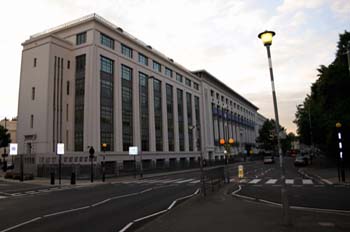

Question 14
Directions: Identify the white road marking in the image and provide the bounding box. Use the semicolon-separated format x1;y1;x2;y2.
161;178;184;183
248;179;261;184
285;179;294;184
176;178;195;184
26;191;39;195
0;217;42;232
189;180;200;184
302;179;313;185
239;179;248;183
321;179;333;185
0;196;7;199
265;179;278;184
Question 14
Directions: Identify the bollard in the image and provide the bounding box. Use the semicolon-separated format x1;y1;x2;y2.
50;172;55;185
71;172;76;185
238;165;244;178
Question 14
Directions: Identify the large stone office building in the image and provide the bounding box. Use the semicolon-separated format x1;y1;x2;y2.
17;14;262;172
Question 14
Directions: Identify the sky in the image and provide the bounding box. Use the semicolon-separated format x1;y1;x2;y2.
0;0;349;133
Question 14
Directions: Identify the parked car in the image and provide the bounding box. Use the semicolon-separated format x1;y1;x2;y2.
294;155;307;166
263;156;274;164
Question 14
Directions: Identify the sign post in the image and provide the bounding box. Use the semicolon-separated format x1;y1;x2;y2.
57;143;64;185
129;146;138;178
89;147;95;183
10;144;22;181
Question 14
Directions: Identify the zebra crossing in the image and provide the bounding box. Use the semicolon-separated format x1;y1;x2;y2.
118;178;201;185
237;178;329;186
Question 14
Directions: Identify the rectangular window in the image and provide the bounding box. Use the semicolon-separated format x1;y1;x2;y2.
153;61;161;72
193;82;199;90
76;32;87;45
122;64;133;151
67;60;70;69
30;114;34;128
121;44;133;58
32;87;35;100
176;73;183;82
74;54;86;151
177;89;185;151
138;53;148;66
154;79;163;151
186;93;193;151
166;84;174;151
100;56;114;151
216;93;219;99
66;81;70;95
33;58;37;67
165;67;173;77
139;72;149;151
66;104;69;121
185;78;191;87
100;33;114;49
210;90;214;97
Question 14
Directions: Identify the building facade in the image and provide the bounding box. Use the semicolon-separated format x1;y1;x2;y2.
17;14;263;172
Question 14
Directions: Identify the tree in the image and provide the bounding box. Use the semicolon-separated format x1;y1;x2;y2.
0;125;11;149
294;31;350;158
256;119;290;154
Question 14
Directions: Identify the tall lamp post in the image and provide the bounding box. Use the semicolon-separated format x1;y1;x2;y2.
258;30;290;225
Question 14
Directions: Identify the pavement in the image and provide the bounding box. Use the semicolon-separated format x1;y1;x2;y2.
136;184;350;232
299;157;350;185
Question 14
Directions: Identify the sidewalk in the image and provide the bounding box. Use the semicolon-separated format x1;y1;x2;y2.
136;185;350;232
300;157;350;185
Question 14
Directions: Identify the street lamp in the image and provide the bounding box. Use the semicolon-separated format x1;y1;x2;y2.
101;143;107;182
258;30;290;225
189;125;206;196
219;138;234;183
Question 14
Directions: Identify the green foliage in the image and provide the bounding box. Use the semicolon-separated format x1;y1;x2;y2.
0;125;11;149
256;119;292;154
294;31;350;156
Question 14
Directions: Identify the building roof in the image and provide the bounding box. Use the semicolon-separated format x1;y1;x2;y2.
192;70;259;110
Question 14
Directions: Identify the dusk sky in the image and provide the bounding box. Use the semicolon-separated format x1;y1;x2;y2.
1;0;349;133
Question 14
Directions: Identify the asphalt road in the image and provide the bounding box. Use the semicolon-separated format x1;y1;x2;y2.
0;176;199;232
234;157;350;211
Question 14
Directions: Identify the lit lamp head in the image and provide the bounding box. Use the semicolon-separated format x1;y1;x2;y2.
336;122;342;128
219;139;225;145
258;30;275;46
228;138;235;145
102;143;107;152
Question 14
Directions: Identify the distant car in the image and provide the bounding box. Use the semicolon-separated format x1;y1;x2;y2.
263;156;274;164
294;155;307;166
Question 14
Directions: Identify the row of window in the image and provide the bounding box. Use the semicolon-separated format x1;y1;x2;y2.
75;31;200;91
210;90;254;117
95;55;201;153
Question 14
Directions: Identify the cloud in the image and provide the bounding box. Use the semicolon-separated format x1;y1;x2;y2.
330;0;350;20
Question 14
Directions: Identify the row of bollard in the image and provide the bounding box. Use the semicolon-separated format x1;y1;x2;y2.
50;172;76;185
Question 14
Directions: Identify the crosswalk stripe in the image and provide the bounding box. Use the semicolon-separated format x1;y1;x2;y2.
302;179;313;185
285;179;294;184
265;179;278;184
0;196;7;199
249;179;261;184
239;179;248;183
176;178;195;184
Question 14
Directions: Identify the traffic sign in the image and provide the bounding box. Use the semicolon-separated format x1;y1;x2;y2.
129;146;138;155
9;143;18;156
57;143;64;155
